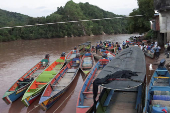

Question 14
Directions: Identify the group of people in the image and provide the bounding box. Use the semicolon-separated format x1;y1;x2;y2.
95;39;164;59
143;41;161;59
95;40;130;55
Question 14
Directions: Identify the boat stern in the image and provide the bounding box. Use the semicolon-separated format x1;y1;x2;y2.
22;97;30;107
2;89;26;105
39;97;51;111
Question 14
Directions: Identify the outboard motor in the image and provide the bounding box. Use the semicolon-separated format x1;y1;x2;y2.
42;54;50;67
61;52;66;57
45;54;50;59
158;59;166;68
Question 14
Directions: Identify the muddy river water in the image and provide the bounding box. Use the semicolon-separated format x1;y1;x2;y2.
0;34;155;113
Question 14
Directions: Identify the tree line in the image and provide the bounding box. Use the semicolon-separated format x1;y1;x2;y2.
0;1;128;42
0;0;155;42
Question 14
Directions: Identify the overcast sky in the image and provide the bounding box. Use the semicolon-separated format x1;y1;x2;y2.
0;0;138;17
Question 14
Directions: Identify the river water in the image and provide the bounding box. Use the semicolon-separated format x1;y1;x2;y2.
0;34;154;113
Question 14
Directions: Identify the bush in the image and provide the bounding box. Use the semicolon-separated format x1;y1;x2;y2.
144;30;156;40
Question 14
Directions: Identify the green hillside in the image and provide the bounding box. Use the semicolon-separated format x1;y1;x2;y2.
0;1;128;42
0;9;30;27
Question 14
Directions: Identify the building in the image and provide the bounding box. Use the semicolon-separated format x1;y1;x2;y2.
153;0;170;45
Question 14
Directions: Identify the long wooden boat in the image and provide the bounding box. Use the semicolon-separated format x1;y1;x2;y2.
80;52;95;75
39;56;81;111
90;47;146;113
66;48;78;63
93;49;115;61
143;47;155;59
79;42;91;57
76;58;110;113
145;59;170;113
100;49;115;61
21;55;65;107
2;54;50;105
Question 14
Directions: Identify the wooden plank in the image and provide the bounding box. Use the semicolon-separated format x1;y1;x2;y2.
154;77;170;78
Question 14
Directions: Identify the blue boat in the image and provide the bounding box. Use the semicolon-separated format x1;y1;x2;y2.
145;59;170;113
39;56;81;111
76;58;110;113
89;47;146;113
2;54;49;105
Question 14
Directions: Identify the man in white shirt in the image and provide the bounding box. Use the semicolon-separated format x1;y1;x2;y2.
154;41;157;47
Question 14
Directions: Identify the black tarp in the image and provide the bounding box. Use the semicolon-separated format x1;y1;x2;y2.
96;46;146;90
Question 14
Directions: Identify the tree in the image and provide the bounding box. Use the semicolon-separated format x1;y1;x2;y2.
127;0;154;33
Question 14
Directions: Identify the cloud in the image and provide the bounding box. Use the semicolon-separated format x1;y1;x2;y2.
0;0;139;17
36;6;47;10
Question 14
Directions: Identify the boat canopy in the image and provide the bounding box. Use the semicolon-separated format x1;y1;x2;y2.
96;47;146;90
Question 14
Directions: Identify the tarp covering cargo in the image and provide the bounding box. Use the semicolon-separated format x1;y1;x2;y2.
96;46;146;90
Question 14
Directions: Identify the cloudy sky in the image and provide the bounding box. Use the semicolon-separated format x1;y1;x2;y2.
0;0;138;17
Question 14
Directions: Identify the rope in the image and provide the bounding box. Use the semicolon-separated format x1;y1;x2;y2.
53;89;75;113
0;15;143;30
27;104;40;113
26;89;74;113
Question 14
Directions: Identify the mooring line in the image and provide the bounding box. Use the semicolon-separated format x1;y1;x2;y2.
53;90;75;113
27;104;40;113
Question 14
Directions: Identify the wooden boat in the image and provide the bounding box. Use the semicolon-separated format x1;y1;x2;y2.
39;56;81;110
66;47;78;63
76;58;110;113
2;54;50;105
79;42;91;57
143;47;155;59
145;59;170;113
80;52;95;75
90;47;146;113
100;49;115;61
93;49;115;61
21;54;65;107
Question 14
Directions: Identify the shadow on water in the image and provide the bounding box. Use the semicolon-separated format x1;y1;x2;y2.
25;70;83;113
8;97;26;113
0;34;136;113
26;96;41;113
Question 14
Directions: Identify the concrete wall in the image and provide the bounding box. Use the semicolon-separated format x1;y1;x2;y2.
159;10;170;33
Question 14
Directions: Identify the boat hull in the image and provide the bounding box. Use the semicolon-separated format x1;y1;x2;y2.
22;86;46;107
3;88;27;104
76;59;110;113
145;66;170;113
2;55;49;105
39;59;80;110
40;83;71;110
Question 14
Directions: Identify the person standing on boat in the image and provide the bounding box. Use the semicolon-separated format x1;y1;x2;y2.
154;41;158;47
147;45;151;51
122;41;126;49
118;45;122;52
96;44;100;54
126;44;129;48
164;42;168;55
100;40;102;44
154;45;161;59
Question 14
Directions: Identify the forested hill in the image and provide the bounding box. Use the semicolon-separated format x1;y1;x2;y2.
0;1;128;42
0;9;30;27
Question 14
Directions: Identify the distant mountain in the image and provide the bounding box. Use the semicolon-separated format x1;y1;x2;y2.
0;9;30;27
0;1;128;42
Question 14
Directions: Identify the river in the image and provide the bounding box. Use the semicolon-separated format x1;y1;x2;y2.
0;34;154;113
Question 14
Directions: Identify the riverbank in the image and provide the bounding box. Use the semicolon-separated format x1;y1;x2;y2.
153;51;170;70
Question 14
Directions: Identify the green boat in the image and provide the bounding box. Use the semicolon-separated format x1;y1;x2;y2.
21;55;65;107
